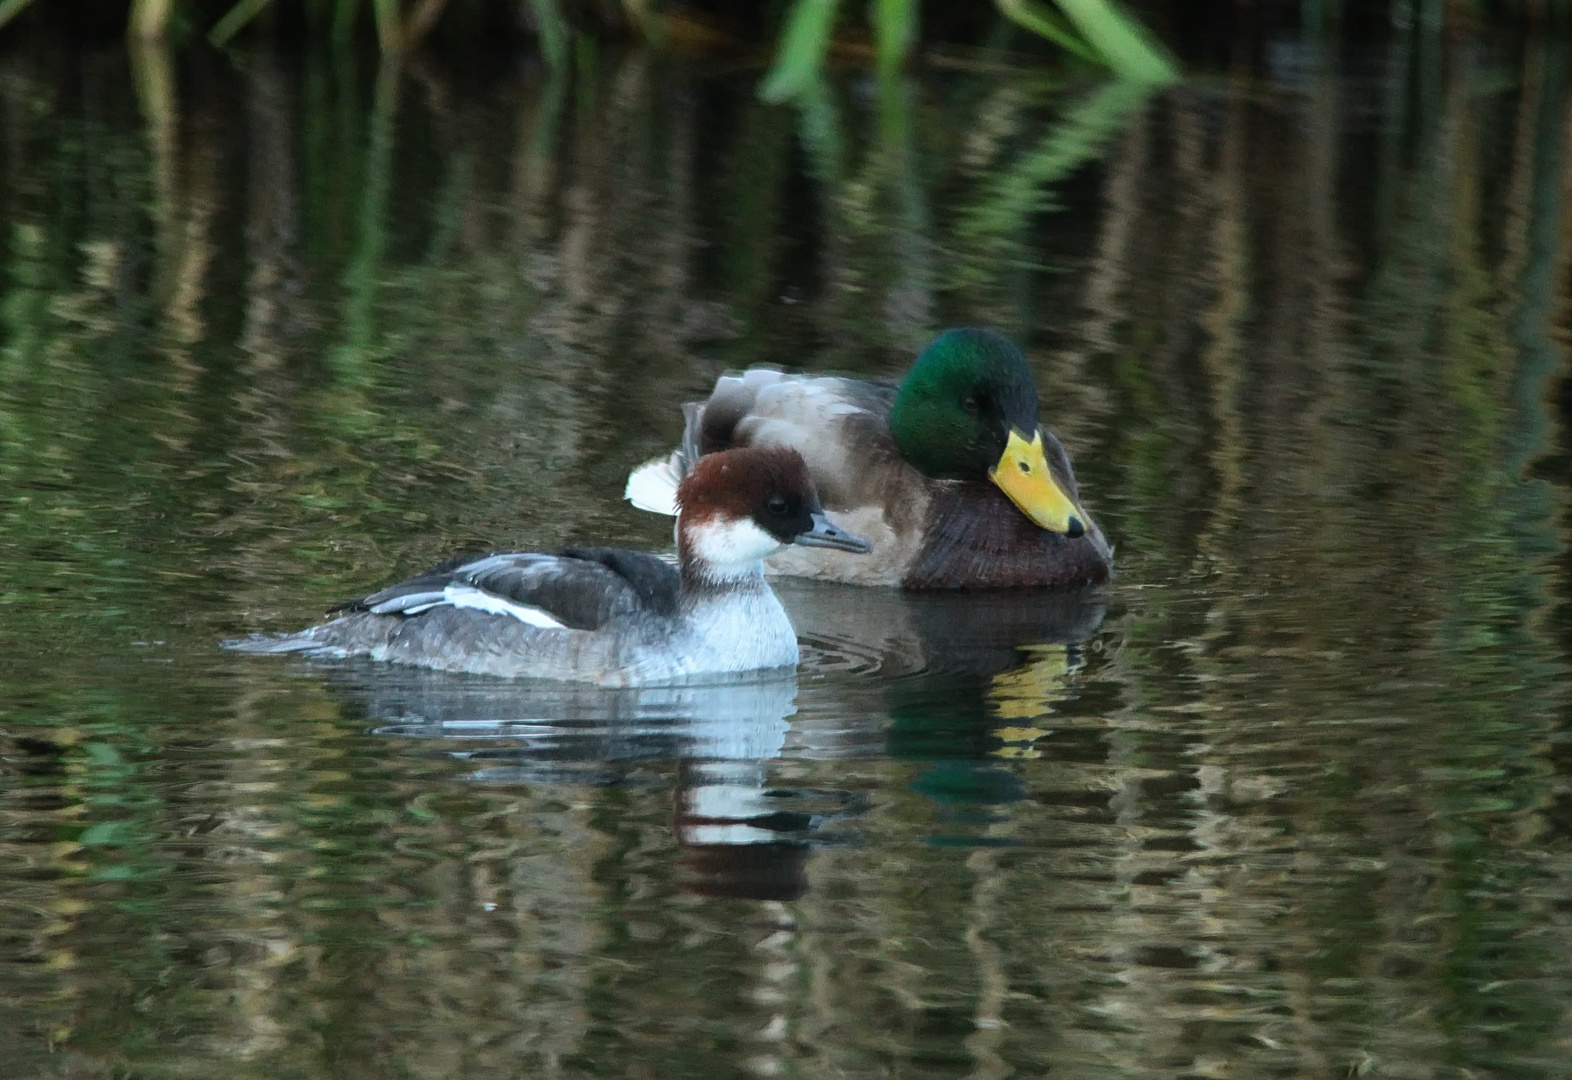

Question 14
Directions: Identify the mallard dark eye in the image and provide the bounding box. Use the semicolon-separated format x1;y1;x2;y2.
961;395;979;414
766;494;790;515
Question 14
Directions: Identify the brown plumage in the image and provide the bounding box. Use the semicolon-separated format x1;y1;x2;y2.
628;361;1113;591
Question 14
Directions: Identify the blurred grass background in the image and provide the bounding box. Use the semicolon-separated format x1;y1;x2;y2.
0;1;1567;98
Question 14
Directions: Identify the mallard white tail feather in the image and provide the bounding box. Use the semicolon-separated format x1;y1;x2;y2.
625;398;716;516
624;453;683;516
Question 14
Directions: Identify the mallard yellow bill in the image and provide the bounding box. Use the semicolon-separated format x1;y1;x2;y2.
988;429;1085;538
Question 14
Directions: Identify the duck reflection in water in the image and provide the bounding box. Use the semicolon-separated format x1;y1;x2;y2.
778;582;1108;840
327;667;833;901
312;584;1106;899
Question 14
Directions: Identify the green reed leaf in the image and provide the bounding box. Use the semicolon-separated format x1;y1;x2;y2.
128;0;173;37
0;0;35;32
209;0;274;47
371;0;401;50
333;0;360;39
528;0;570;69
995;0;1098;62
1053;0;1177;82
760;0;839;103
872;0;919;77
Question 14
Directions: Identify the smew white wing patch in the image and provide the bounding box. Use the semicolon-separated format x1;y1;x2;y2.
439;584;566;628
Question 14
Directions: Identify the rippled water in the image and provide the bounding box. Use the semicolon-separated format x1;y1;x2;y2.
2;23;1571;1080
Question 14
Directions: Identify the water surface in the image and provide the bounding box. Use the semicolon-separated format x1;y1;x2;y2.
2;27;1571;1080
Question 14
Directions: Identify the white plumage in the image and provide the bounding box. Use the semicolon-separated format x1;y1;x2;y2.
438;584;566;628
624;454;682;515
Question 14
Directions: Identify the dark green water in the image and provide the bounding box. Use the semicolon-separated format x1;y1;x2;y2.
3;25;1572;1080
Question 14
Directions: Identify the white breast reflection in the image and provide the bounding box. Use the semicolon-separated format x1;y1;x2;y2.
318;584;1107;899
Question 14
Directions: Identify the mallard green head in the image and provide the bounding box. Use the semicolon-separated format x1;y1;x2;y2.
888;329;1085;538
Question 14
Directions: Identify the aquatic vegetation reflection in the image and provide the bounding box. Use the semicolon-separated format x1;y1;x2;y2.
0;22;1570;1080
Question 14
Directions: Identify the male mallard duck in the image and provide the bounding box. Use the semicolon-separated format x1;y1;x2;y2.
626;329;1112;590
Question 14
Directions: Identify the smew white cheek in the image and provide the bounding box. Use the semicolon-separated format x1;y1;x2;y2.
685;517;784;578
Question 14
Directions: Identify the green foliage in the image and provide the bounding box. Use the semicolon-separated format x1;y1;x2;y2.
759;0;840;103
0;0;35;32
0;0;1558;79
1046;0;1176;80
763;0;1175;103
957;77;1155;270
0;0;1181;89
994;0;1099;62
871;0;918;79
207;0;269;45
526;0;570;69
